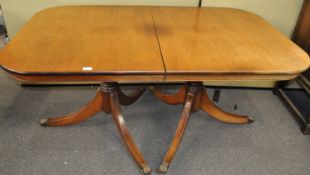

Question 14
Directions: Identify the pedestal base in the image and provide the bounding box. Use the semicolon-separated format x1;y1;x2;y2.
40;82;151;174
151;82;253;173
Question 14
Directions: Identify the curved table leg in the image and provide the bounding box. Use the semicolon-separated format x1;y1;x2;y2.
150;86;186;105
201;90;254;124
158;90;195;173
154;82;254;173
117;87;145;106
40;83;149;174
40;89;104;126
109;90;151;174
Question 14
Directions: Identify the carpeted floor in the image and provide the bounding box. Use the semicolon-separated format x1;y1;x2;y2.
0;70;310;175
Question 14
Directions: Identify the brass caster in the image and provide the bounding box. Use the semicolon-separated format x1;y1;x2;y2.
249;117;255;123
40;118;48;126
158;162;169;174
141;164;152;174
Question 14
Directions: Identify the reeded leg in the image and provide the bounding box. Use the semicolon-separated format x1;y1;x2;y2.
158;90;195;173
117;87;145;106
201;90;254;124
109;90;151;174
40;89;105;126
150;86;186;105
40;83;149;174
154;82;254;173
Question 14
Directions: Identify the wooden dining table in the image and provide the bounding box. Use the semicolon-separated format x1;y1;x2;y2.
0;6;309;174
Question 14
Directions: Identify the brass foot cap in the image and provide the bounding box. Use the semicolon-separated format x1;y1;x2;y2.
141;165;152;174
158;163;169;174
40;118;48;126
248;117;255;123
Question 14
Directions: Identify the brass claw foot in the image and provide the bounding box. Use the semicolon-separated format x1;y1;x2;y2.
40;118;48;126
141;164;152;174
249;117;255;123
158;162;169;174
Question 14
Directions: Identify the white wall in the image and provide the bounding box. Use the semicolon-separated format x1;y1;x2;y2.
203;0;304;37
0;0;199;38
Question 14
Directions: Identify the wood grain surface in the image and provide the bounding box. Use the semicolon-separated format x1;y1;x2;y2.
0;6;164;75
151;7;309;77
0;6;309;82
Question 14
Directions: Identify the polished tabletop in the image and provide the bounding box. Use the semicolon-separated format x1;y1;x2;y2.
0;6;309;82
0;6;164;75
151;7;309;80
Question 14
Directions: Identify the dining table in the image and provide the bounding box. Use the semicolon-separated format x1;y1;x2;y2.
0;5;309;174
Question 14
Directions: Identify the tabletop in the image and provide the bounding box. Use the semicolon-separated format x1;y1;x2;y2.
151;7;310;81
0;6;165;81
0;5;309;82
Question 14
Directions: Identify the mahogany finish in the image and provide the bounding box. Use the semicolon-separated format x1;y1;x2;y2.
0;5;309;174
0;6;165;77
40;89;105;126
0;6;309;82
41;83;152;174
151;83;253;173
151;7;310;79
116;87;145;106
149;86;186;105
293;0;310;54
159;90;194;173
6;70;298;83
